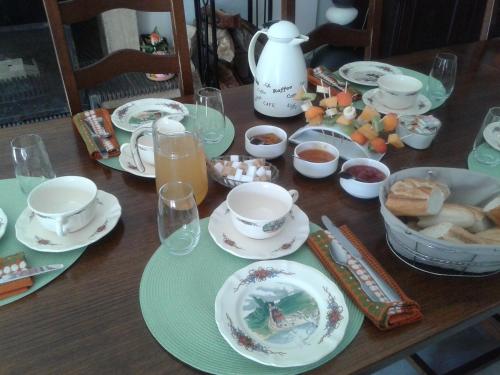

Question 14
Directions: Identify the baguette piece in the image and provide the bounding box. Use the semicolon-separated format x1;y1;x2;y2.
390;178;450;200
385;178;449;216
483;196;500;227
476;228;500;244
467;206;493;233
419;222;485;244
417;204;476;229
416;204;492;232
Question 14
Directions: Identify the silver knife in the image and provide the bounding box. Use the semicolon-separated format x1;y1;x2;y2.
0;264;64;285
328;235;381;302
321;216;400;302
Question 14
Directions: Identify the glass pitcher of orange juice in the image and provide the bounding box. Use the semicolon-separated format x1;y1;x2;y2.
130;114;208;205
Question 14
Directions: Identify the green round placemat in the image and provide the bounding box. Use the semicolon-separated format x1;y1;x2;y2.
99;104;235;171
467;145;500;180
140;220;364;374
344;67;442;112
0;179;86;306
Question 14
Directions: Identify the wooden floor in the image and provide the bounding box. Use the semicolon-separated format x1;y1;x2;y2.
374;316;500;375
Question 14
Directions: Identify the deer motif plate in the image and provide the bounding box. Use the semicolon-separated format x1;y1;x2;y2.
215;260;348;367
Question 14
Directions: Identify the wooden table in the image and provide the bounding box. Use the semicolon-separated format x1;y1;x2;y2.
1;39;500;374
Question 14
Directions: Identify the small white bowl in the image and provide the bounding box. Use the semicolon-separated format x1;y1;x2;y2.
396;115;441;150
245;125;287;159
377;74;422;109
293;141;339;178
339;158;390;199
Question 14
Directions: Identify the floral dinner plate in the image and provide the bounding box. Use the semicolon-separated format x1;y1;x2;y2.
111;98;189;132
15;190;121;252
362;88;432;116
208;201;309;260
215;260;348;367
338;61;402;86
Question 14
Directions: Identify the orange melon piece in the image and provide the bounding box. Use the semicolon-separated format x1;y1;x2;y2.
382;113;399;132
336;91;353;107
305;106;324;124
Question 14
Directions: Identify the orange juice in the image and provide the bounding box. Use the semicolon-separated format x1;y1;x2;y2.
154;132;208;205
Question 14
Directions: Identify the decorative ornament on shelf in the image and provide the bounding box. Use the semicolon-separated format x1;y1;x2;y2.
325;0;359;26
140;26;174;82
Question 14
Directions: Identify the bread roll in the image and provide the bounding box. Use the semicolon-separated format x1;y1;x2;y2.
483;196;500;227
385;178;449;216
419;222;485;244
476;228;500;244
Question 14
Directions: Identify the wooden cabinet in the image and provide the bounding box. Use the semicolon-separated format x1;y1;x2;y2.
380;0;497;57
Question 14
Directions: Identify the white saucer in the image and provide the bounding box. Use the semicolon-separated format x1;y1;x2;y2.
362;88;432;115
119;143;155;179
0;208;7;240
208;201;310;259
483;121;500;152
15;190;121;252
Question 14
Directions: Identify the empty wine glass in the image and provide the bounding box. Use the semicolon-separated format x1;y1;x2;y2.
157;181;200;256
427;52;457;103
472;107;500;166
195;87;226;144
11;134;56;194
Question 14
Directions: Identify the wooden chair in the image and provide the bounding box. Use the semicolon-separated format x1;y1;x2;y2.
480;0;498;40
300;0;383;60
43;0;193;115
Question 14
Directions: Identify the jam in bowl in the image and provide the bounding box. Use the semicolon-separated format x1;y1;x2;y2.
344;165;387;183
339;158;390;199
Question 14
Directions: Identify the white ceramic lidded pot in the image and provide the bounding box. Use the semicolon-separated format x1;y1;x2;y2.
248;21;309;117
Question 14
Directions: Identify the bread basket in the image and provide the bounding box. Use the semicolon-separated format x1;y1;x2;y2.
379;167;500;275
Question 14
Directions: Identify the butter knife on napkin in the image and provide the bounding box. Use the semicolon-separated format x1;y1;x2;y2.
307;221;423;330
0;264;64;285
322;216;400;302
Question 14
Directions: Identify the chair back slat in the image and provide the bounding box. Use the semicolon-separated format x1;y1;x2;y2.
58;0;171;25
300;0;382;60
43;0;193;115
74;50;180;89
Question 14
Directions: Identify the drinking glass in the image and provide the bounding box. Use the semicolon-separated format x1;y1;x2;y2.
195;87;226;144
11;134;56;194
153;114;208;205
158;181;200;256
427;52;457;103
472;107;500;166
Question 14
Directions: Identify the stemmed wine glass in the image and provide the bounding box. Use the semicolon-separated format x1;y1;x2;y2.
427;53;457;103
472;107;500;166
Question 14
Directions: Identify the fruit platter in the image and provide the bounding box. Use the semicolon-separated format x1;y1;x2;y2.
289;87;406;160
